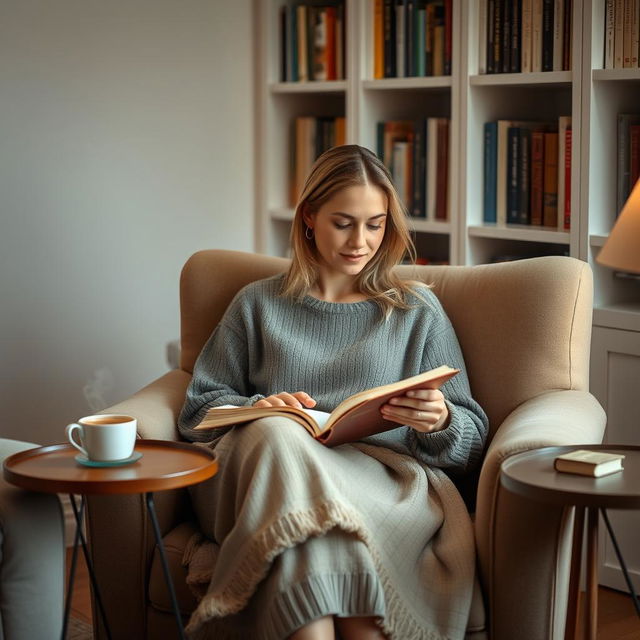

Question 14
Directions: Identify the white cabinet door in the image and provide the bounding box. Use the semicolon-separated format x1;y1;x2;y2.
590;325;640;592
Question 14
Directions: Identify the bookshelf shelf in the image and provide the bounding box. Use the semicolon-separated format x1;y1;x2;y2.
470;71;573;87
362;77;453;90
271;208;295;222
270;81;348;94
468;225;570;245
590;234;608;248
592;69;640;82
593;303;640;332
410;220;452;235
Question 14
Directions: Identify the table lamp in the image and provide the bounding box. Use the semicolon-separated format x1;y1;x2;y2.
596;178;640;276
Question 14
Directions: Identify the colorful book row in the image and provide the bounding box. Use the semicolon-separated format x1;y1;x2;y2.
377;118;450;220
372;0;452;78
290;116;347;206
479;0;573;74
280;3;346;83
604;0;640;69
483;117;572;230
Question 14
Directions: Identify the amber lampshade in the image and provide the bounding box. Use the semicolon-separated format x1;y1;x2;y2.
597;178;640;274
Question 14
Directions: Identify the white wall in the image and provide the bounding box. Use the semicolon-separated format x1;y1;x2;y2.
0;1;254;444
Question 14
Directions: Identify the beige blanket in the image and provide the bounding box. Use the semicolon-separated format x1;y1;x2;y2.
182;417;476;640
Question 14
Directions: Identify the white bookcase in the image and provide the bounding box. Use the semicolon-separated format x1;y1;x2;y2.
255;0;640;592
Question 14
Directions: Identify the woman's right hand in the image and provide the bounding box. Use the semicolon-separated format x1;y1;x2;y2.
253;392;316;409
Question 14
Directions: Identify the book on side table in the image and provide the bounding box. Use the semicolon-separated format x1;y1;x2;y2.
554;449;625;478
194;365;459;447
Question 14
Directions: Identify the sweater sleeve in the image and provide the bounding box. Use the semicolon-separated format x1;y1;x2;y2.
406;305;489;475
178;311;265;443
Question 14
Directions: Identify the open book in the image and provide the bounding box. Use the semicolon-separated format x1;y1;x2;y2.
194;365;459;447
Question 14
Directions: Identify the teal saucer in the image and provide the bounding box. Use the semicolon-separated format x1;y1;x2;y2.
74;451;143;468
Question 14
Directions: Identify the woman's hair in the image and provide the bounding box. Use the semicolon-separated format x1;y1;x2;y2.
281;144;426;316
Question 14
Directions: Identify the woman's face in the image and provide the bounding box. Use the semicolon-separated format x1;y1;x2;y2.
304;184;388;280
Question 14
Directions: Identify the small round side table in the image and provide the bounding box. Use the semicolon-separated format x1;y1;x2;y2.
3;439;218;640
500;444;640;640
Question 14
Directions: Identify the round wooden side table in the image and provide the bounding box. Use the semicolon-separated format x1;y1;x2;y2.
500;444;640;640
3;439;218;640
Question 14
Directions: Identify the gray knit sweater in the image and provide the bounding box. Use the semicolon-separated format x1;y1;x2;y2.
178;274;488;475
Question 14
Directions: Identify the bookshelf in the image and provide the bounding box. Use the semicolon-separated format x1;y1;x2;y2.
255;0;640;591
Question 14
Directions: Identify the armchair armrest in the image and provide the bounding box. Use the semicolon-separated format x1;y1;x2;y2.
100;369;192;441
86;368;193;639
475;390;606;640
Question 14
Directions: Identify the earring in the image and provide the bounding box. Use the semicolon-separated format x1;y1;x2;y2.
305;226;314;240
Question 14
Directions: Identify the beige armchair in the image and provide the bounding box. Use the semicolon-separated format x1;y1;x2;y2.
86;250;606;640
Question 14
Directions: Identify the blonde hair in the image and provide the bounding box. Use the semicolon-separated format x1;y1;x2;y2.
281;144;426;316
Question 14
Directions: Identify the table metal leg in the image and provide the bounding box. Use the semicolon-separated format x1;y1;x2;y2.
68;495;113;640
146;492;186;640
585;507;599;640
565;506;585;640
63;496;112;640
600;508;640;618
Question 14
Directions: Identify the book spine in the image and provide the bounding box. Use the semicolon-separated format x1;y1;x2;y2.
484;121;498;223
507;126;521;223
494;0;503;73
557;116;571;230
541;0;554;71
426;117;438;220
412;118;427;217
605;0;616;68
531;0;543;71
325;7;337;80
336;5;345;80
543;131;559;226
632;0;640;66
530;130;545;225
511;0;522;72
433;3;445;75
614;0;625;68
519;128;531;224
563;126;572;230
487;0;496;73
562;0;572;70
406;0;415;77
623;0;633;67
384;0;397;77
521;0;533;72
396;0;406;77
552;0;564;71
444;0;453;75
417;7;426;76
297;6;309;82
502;0;512;72
374;0;385;78
496;120;511;225
435;118;449;219
479;0;488;74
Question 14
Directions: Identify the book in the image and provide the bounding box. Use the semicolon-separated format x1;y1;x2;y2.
194;365;460;448
554;449;625;477
542;131;559;227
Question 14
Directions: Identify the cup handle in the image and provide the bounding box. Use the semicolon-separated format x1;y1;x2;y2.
66;423;88;457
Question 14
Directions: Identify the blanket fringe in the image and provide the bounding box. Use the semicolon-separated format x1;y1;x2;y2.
185;499;459;640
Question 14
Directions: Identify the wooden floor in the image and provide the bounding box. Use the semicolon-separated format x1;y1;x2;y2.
66;548;640;637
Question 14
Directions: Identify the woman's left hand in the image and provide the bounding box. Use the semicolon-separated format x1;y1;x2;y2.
380;388;450;433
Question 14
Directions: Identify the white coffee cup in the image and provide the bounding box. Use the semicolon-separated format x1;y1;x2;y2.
66;414;137;462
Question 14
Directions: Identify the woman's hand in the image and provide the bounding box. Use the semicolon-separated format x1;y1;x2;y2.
380;388;450;433
253;391;317;410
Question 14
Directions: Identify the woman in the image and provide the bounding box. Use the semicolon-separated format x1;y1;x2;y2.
179;145;488;640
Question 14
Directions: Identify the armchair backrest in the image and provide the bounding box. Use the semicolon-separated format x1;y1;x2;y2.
180;250;593;442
